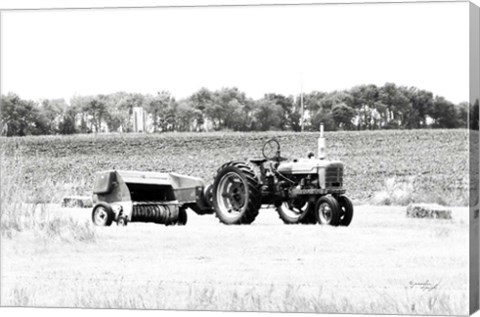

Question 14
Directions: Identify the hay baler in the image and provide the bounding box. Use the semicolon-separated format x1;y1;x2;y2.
91;170;213;226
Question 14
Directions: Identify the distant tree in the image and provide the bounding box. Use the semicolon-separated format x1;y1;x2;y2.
83;96;108;132
295;91;330;131
378;83;411;128
58;107;78;134
3;83;469;135
264;93;296;130
176;100;201;131
40;99;67;134
431;96;458;128
310;109;336;131
99;92;130;132
70;95;93;133
312;91;356;130
331;103;355;130
119;93;145;132
147;91;175;132
227;99;255;131
1;93;47;136
456;102;469;128
253;99;283;131
350;84;380;129
189;88;215;128
289;108;302;132
302;91;327;114
408;88;434;128
211;87;250;130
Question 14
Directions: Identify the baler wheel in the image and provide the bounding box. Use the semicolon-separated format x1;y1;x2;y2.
117;216;128;226
92;203;114;226
338;195;354;226
314;195;341;226
212;161;261;225
177;207;188;226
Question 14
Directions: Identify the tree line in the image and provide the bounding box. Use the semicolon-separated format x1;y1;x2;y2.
1;83;478;136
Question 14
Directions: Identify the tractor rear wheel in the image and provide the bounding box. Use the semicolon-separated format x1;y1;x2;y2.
314;195;341;226
212;161;261;225
276;199;312;224
92;202;114;226
338;195;354;226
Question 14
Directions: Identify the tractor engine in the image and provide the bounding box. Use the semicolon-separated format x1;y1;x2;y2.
276;160;344;193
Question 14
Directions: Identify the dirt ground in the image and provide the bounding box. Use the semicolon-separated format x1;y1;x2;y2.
0;205;470;314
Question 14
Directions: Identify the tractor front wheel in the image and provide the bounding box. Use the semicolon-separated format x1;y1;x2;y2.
338;195;354;226
314;196;341;226
212;162;261;225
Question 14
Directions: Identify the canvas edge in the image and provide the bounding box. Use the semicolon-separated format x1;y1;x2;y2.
470;1;480;315
0;1;476;315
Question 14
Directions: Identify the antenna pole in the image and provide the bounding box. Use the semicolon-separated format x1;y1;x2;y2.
300;74;304;132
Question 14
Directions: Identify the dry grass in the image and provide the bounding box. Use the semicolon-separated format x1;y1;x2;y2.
2;279;467;315
0;206;470;315
370;176;469;207
0;130;471;314
1;152;96;242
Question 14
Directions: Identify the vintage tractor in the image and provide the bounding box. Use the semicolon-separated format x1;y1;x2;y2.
91;170;213;226
211;125;353;226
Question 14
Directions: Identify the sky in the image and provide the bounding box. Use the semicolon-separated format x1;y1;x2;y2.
1;1;470;104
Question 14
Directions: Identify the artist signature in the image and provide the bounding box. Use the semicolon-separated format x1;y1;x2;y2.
408;280;440;292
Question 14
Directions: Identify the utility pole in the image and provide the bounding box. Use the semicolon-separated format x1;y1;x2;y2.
300;73;304;132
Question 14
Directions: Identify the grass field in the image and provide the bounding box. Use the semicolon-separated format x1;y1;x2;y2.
0;129;473;314
0;129;470;205
0;205;470;314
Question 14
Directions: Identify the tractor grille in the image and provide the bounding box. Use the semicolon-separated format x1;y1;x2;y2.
131;202;179;224
325;165;343;188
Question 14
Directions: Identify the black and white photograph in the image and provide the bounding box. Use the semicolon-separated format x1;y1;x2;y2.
0;0;479;316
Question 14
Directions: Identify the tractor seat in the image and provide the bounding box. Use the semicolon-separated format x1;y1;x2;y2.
250;156;289;164
249;158;268;164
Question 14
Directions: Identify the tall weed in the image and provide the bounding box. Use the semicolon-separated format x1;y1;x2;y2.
1;151;95;242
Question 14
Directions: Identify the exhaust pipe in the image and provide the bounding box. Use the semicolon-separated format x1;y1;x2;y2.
318;123;326;160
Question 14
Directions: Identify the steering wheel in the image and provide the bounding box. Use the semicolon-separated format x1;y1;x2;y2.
262;139;281;160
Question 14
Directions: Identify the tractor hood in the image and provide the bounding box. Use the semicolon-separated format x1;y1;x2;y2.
277;159;344;174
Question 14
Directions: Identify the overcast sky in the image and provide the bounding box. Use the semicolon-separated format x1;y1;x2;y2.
1;1;470;104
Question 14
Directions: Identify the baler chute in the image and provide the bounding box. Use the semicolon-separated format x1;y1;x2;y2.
91;170;213;226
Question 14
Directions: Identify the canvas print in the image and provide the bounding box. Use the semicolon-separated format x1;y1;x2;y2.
0;1;479;315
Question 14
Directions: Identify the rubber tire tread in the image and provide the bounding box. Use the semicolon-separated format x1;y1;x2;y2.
91;202;114;226
338;195;354;226
315;195;341;226
212;161;261;225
